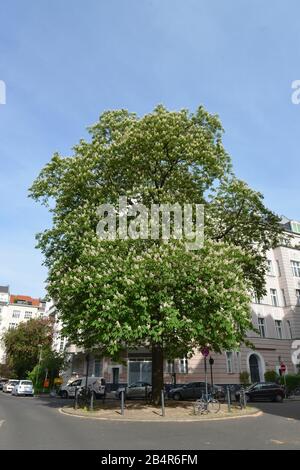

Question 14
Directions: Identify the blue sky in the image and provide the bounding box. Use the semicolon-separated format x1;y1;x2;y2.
0;0;300;297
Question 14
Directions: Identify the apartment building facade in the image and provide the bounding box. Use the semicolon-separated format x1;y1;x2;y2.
51;217;300;387
0;288;46;363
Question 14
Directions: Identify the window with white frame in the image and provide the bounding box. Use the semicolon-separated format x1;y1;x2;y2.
296;289;300;306
94;359;103;377
226;352;233;373
281;289;287;307
253;293;261;304
270;289;278;306
286;320;293;339
8;323;16;329
275;320;283;339
166;359;175;373
235;351;241;373
291;260;300;277
258;317;266;338
12;310;20;318
178;357;188;374
276;260;281;277
267;260;274;275
24;311;32;319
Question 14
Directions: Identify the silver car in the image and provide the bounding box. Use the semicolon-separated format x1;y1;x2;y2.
12;380;34;396
3;379;19;393
116;381;152;399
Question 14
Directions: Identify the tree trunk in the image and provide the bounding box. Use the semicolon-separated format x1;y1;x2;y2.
151;343;164;405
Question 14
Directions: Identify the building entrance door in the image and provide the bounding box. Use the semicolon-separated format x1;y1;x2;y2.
249;354;261;383
112;367;119;384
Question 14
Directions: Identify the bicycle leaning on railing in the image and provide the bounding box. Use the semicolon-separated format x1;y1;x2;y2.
193;393;220;415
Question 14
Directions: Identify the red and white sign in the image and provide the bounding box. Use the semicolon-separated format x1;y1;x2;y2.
201;347;209;357
280;363;286;374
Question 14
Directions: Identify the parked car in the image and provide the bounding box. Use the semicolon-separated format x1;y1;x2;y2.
235;382;285;402
0;378;8;391
168;382;225;400
116;381;152;400
3;379;20;393
12;380;34;397
58;376;106;399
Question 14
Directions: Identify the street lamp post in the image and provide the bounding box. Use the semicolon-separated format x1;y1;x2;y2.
85;353;90;391
204;356;208;400
36;344;42;392
209;356;214;389
201;347;210;400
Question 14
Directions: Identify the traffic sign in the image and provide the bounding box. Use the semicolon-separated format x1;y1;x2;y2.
54;377;63;385
43;378;50;388
280;363;286;374
201;347;209;357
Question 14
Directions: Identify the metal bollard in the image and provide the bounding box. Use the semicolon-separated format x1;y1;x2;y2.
74;387;78;410
161;389;165;417
227;386;231;412
90;390;94;411
121;390;125;416
243;388;247;409
240;387;245;409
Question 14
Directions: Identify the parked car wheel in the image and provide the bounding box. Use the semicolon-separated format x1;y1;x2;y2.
61;391;69;399
173;392;181;401
275;394;283;403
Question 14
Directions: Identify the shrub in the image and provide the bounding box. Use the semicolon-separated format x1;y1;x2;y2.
279;374;300;393
239;371;250;386
264;370;279;383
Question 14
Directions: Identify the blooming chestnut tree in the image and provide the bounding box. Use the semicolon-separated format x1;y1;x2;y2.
30;105;282;403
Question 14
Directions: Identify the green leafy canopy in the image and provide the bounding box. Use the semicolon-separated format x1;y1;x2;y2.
29;105;282;361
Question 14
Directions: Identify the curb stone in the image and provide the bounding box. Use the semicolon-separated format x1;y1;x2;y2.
59;406;262;423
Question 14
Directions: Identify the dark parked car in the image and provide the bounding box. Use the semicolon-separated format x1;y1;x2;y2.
168;382;224;401
235;382;285;403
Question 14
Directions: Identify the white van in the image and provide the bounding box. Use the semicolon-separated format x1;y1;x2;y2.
59;376;106;399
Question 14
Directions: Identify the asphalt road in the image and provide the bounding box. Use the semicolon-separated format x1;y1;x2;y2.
0;392;300;450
